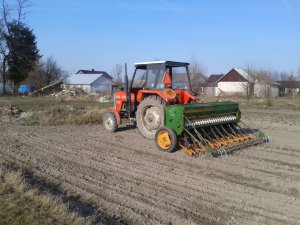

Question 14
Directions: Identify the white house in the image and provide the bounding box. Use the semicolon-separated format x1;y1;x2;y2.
218;68;254;96
253;72;280;98
254;82;279;98
205;68;280;98
205;68;254;96
65;72;116;93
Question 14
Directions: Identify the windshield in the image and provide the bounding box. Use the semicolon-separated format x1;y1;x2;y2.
171;66;190;90
132;64;165;89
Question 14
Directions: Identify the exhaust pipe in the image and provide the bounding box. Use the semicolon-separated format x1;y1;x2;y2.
124;63;131;117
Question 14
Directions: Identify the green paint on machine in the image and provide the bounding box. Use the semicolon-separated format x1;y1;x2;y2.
164;101;241;135
164;105;184;135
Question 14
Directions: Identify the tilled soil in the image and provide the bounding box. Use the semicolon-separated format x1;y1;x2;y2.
0;109;300;225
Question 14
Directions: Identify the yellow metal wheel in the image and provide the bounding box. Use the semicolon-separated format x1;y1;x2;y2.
155;126;177;153
157;130;171;150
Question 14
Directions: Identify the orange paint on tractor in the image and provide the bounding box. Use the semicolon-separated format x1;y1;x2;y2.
114;92;135;112
174;90;199;104
114;89;199;112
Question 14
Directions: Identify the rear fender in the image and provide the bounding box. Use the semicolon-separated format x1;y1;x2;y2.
109;109;121;125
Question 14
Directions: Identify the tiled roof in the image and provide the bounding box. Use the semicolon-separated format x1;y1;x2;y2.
276;81;300;89
232;68;255;82
206;74;224;83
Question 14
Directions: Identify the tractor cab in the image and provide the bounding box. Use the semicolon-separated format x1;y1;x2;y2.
132;61;192;91
129;61;198;106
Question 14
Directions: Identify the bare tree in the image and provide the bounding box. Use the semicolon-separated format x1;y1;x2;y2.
24;56;68;88
279;71;289;81
255;69;275;106
189;56;205;74
24;62;43;88
189;56;206;94
0;0;30;94
42;56;67;85
112;63;123;85
269;70;280;81
240;64;254;105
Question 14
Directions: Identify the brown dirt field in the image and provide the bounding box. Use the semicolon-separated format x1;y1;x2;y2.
0;108;300;225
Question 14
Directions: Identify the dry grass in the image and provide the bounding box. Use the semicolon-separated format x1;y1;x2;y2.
0;96;113;112
73;109;106;125
0;167;91;225
0;96;112;126
37;106;106;126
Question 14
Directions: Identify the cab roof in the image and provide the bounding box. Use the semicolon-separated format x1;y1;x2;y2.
134;61;189;68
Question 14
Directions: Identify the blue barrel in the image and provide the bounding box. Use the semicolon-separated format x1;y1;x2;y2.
18;84;37;95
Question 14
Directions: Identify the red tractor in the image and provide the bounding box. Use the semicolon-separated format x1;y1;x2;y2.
103;61;269;156
103;61;199;139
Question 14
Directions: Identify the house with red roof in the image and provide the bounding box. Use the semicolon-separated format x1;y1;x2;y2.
205;68;254;96
276;80;300;96
205;68;281;98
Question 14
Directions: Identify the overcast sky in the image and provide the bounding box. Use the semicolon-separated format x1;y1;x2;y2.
26;0;300;75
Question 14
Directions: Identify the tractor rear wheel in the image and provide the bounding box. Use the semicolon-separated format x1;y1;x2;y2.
103;112;118;132
155;126;177;153
136;96;165;139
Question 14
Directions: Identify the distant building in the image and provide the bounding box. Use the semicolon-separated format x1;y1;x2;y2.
203;74;224;96
204;68;282;98
253;73;280;98
65;71;116;93
76;69;113;80
276;81;300;96
253;81;280;98
204;68;254;96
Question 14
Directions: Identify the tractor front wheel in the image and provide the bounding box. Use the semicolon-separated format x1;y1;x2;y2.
155;126;177;153
103;112;118;132
136;96;165;139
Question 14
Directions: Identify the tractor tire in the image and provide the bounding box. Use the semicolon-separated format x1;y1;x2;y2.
103;112;118;132
136;96;165;139
155;126;177;153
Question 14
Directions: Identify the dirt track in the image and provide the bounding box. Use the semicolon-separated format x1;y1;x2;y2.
1;108;300;225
